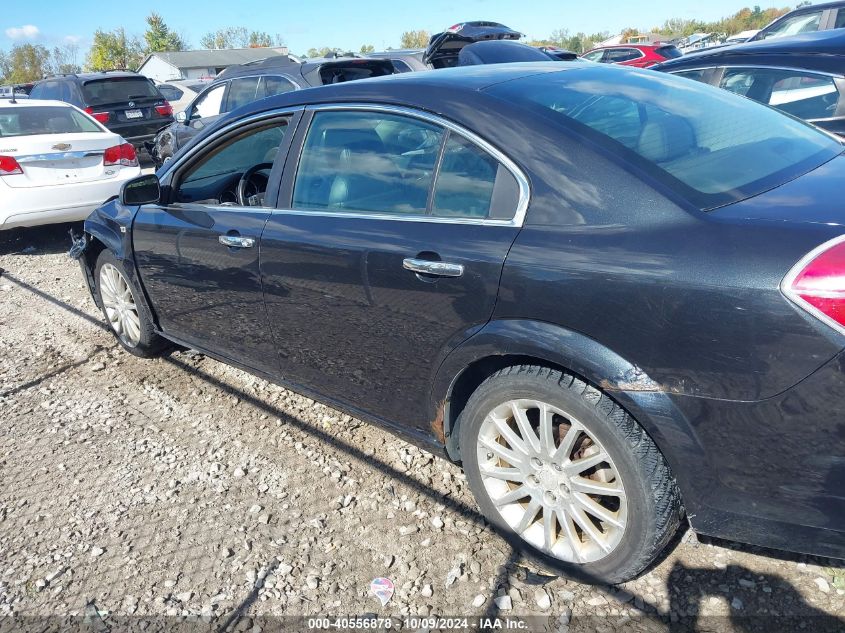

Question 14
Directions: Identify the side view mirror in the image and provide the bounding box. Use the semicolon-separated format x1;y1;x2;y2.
120;174;160;206
176;110;187;123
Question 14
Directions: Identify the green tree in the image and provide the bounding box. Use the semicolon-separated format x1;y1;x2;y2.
306;46;343;58
144;12;185;52
247;31;283;48
399;30;430;49
360;44;375;54
0;51;10;83
3;44;51;83
200;27;249;49
86;28;145;71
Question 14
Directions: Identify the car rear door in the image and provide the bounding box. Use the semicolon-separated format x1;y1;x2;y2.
132;109;302;372
260;105;527;433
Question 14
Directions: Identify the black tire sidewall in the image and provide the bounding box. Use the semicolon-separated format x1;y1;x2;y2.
459;370;662;585
94;250;164;357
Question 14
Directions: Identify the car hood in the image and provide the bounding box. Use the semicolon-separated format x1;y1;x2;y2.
713;152;845;226
423;22;523;67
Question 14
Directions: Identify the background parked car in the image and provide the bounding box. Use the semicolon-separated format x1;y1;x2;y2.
581;44;682;67
0;83;34;98
154;79;211;115
656;30;845;137
748;0;845;41
366;49;428;73
0;98;140;229
146;55;395;167
423;21;523;68
29;71;174;156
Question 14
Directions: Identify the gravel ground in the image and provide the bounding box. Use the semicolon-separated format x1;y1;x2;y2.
1;223;844;632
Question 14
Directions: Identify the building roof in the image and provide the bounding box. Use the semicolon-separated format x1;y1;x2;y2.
139;48;289;70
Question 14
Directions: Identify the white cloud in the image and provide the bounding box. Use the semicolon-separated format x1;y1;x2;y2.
5;24;40;40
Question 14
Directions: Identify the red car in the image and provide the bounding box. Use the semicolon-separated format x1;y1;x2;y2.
581;44;682;67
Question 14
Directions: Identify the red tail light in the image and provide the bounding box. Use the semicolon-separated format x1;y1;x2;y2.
0;155;23;175
85;107;110;124
103;143;138;168
155;102;173;117
783;236;845;334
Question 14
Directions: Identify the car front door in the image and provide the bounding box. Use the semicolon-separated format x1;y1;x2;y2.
260;106;527;434
133;109;301;372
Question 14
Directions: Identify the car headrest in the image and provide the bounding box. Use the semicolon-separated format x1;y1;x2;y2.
637;115;697;164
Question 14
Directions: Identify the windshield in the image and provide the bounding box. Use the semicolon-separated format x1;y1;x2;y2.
485;67;843;209
0;106;102;137
81;77;160;106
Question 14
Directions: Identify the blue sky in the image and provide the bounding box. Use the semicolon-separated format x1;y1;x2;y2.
2;0;793;54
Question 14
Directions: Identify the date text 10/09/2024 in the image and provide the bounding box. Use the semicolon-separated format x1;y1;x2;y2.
307;617;531;630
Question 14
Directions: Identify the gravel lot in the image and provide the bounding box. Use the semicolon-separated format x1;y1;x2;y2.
1;223;844;632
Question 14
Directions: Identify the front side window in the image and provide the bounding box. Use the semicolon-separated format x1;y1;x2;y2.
192;84;225;119
721;67;841;120
761;10;823;39
671;69;710;83
582;50;605;62
486;67;843;209
835;8;845;29
173;120;289;206
0;106;102;137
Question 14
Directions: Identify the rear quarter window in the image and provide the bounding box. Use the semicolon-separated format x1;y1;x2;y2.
486;67;843;209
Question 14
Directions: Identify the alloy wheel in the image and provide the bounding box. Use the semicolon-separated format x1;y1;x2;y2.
476;398;627;563
99;263;142;347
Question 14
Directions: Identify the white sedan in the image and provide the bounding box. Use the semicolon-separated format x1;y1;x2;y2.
0;98;141;230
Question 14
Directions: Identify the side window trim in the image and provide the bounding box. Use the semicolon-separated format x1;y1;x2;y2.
277;103;530;227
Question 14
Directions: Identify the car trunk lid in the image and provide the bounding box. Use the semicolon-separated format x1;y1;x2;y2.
423;21;523;68
1;132;125;188
711;152;845;225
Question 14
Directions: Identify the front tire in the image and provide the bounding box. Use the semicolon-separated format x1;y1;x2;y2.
459;365;683;584
95;250;168;358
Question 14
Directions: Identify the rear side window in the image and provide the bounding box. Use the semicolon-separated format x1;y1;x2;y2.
31;81;61;100
226;77;261;111
391;60;413;73
720;68;841;120
81;77;160;106
605;48;642;63
293;111;443;215
672;69;710;82
0;106;102;137
487;67;843;209
292;110;517;220
836;8;845;29
158;85;184;102
582;51;605;62
262;76;298;97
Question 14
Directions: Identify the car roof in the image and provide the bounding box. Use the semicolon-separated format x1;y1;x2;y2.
657;30;845;70
0;98;72;107
40;71;145;83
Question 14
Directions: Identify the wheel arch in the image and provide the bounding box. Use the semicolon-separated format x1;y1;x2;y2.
432;319;706;511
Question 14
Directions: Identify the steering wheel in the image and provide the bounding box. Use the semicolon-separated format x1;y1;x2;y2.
237;162;274;207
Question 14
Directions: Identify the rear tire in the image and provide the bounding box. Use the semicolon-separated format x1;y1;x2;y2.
94;250;169;358
459;365;683;584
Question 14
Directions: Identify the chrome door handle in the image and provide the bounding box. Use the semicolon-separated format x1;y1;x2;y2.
219;235;255;248
403;258;464;278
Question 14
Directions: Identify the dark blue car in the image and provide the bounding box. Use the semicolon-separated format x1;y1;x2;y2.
655;30;845;137
72;62;845;583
